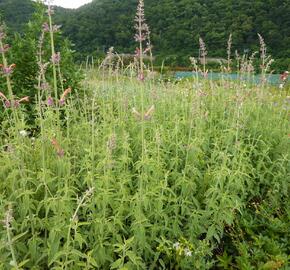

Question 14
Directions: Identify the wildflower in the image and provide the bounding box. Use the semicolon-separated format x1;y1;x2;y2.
144;105;155;120
42;22;50;32
19;130;28;137
201;70;209;78
13;101;20;108
52;25;61;32
47;96;54;106
0;91;10;108
0;91;8;102
0;44;10;53
143;45;151;55
1;64;16;76
173;242;180;250
138;72;145;81
135;47;141;57
57;149;65;157
51;52;61;64
132;107;141;120
4;100;11;108
59;87;72;105
199;38;208;58
85;187;95;197
46;5;54;16
184;248;192;257
2;205;13;229
107;133;117;153
134;33;147;42
40;82;50;91
18;96;30;103
0;25;6;40
51;138;65;157
280;71;289;82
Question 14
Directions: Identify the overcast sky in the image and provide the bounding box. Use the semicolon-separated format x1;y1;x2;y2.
51;0;92;9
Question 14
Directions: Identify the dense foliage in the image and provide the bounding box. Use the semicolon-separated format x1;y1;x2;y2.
0;70;289;269
0;1;82;113
0;1;289;269
1;0;290;70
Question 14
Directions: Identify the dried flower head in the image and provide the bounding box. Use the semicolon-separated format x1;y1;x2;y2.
18;96;30;103
132;107;141;120
2;205;13;229
51;138;65;157
107;133;117;153
144;105;155;120
59;87;72;105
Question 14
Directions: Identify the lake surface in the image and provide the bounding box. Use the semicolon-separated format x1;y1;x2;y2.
175;71;281;85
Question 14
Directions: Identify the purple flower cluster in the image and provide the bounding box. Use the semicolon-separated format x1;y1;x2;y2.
0;91;29;108
0;64;16;76
51;52;61;64
42;22;61;33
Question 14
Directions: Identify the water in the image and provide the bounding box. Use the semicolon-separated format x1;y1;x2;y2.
175;71;281;85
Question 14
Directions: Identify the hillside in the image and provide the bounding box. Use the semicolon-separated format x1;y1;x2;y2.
0;0;289;68
0;0;34;32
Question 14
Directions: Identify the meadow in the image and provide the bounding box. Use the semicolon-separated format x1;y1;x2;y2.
1;68;289;269
0;1;289;269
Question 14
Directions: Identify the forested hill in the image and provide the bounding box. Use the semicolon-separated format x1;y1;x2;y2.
1;0;290;67
0;0;34;32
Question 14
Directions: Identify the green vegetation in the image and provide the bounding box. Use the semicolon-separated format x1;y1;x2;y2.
1;67;290;269
0;1;289;269
1;0;290;71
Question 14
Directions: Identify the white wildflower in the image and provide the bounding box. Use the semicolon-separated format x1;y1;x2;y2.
173;242;180;250
19;130;28;137
184;248;192;257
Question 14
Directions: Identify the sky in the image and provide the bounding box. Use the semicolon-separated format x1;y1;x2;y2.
51;0;92;9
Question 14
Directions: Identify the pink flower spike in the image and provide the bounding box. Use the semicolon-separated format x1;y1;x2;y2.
138;73;145;81
13;101;20;108
2;64;16;75
57;149;65;157
47;96;54;106
59;87;72;105
42;22;50;32
0;44;10;53
4;100;11;108
59;99;65;106
51;52;61;64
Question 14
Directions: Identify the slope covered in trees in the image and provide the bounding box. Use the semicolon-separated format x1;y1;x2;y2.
1;0;289;69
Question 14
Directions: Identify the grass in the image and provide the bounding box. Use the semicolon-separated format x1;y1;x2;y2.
0;70;289;269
